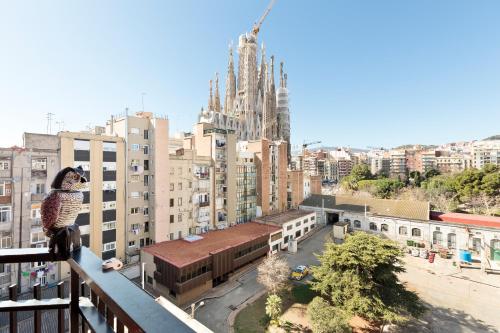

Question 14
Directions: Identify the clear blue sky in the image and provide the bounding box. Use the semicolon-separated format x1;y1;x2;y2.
1;0;499;149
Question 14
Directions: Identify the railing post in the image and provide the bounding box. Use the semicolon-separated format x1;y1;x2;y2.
33;283;41;333
57;281;65;333
70;268;80;333
9;284;17;333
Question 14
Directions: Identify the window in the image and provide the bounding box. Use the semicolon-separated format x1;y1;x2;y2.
311;216;315;221
178;231;182;239
369;222;377;231
74;139;90;150
381;224;389;232
131;144;140;151
31;158;47;170
448;233;456;249
102;221;116;231
143;191;149;200
144;130;149;139
103;142;116;152
295;221;301;227
0;161;10;170
170;233;174;240
131;207;140;214
433;231;443;245
144;175;149;186
170;215;174;223
0;182;9;196
144;160;149;171
0;263;9;274
102;201;116;210
344;218;351;223
295;230;301;238
103;242;116;252
178;198;182;206
170;183;174;191
143;145;149;154
131;191;140;198
31;207;41;219
284;235;289;244
31;231;47;244
303;218;308;224
130;127;140;134
411;228;421;237
35;183;45;194
144;222;149;233
399;226;407;235
178;182;182;190
353;220;361;228
140;238;145;247
170;199;174;207
128;241;136;247
178;214;182;222
0;235;12;248
287;225;292;231
143;207;149;216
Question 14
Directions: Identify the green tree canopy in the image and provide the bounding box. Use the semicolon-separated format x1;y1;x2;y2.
310;232;425;329
307;297;350;333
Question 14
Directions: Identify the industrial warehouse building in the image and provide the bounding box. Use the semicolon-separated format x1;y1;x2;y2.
141;222;280;305
301;195;500;272
256;210;317;252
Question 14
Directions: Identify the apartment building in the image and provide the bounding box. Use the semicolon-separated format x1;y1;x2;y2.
0;134;62;295
106;111;170;261
286;169;304;209
436;155;467;173
370;156;390;177
236;151;257;224
472;140;500;168
191;154;212;234
59;131;126;262
188;123;236;229
244;139;287;216
389;150;407;179
419;150;437;173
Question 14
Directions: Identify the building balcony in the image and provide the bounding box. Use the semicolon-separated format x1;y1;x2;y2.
198;201;210;208
31;169;47;178
0;247;196;332
31;193;45;202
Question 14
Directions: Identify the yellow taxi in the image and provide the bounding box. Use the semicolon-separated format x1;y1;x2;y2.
290;265;309;280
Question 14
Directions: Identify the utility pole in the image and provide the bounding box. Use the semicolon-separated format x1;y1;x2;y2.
46;113;54;134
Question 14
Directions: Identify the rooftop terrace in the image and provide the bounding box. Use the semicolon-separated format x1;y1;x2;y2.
255;209;315;225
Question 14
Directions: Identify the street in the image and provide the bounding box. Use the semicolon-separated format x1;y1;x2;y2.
194;226;331;333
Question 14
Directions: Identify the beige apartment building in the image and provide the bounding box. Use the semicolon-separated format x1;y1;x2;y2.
106;111;170;261
186;123;236;229
286;169;304;209
0;133;61;294
389;150;407;179
243;138;287;216
59;131;126;262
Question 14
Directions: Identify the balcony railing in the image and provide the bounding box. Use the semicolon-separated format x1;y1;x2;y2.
0;247;195;333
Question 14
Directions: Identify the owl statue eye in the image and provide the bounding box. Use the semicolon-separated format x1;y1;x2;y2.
73;174;79;180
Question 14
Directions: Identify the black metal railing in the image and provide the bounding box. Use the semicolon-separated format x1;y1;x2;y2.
0;247;195;333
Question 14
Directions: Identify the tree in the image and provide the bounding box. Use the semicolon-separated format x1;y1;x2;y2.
307;297;350;333
424;168;440;179
310;232;425;331
257;254;289;294
408;171;423;187
350;164;372;181
265;294;282;326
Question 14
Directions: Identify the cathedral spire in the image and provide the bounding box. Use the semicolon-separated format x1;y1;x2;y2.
214;73;221;112
279;61;285;88
208;79;214;111
224;45;236;114
269;55;275;93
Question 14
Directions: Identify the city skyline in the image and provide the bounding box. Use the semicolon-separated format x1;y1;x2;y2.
1;0;500;148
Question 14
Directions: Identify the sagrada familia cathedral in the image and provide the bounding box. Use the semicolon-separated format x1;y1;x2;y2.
198;28;291;163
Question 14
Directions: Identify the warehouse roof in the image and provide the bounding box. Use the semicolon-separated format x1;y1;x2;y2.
301;194;430;221
143;222;280;268
255;210;315;225
430;211;500;229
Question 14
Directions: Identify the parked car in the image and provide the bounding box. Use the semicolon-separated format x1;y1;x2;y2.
290;265;309;280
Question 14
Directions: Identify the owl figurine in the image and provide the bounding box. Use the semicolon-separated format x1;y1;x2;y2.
41;166;87;257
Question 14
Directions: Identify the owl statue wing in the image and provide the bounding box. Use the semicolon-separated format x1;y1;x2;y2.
41;191;62;235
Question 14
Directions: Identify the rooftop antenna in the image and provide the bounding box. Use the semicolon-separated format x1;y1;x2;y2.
46;112;54;134
56;121;65;132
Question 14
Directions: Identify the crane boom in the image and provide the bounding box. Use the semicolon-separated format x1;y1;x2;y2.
252;0;276;35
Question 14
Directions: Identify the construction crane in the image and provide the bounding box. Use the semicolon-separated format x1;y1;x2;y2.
300;141;321;171
252;0;276;36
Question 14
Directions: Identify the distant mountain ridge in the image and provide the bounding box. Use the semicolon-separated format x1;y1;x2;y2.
484;135;500;141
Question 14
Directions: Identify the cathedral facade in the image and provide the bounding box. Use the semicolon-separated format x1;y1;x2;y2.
198;30;291;163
